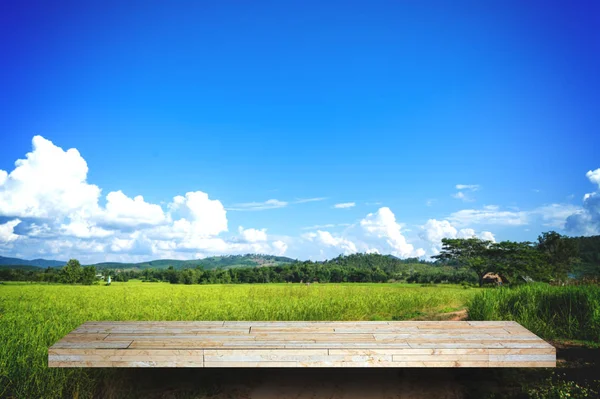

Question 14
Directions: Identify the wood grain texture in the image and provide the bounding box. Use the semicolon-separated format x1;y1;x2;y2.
48;321;555;368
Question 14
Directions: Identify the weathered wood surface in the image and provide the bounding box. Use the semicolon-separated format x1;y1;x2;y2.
48;321;555;368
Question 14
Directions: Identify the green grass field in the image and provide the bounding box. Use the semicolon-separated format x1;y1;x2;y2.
0;281;477;398
468;283;600;343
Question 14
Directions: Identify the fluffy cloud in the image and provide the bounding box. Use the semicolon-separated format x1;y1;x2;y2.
272;240;288;256
0;136;101;219
303;230;358;255
334;202;356;209
60;218;113;239
168;191;228;237
565;168;600;235
238;226;268;242
360;207;425;258
587;168;600;188
0;219;22;244
297;208;424;260
0;136;286;262
480;231;496;242
101;191;167;227
419;219;495;255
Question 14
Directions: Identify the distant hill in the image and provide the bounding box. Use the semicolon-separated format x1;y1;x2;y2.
0;256;65;268
90;254;297;270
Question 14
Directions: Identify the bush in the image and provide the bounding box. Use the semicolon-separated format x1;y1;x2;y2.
468;283;600;342
527;376;599;399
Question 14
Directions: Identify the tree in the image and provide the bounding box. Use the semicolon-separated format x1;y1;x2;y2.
488;241;545;282
81;266;97;285
61;259;82;284
536;231;580;280
432;238;494;286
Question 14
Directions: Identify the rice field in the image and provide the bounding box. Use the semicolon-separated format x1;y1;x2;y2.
0;281;476;398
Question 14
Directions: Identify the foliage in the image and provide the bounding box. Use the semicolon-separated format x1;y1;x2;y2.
537;231;580;281
526;376;599;399
0;281;476;398
468;284;600;342
434;234;580;285
60;259;82;284
569;234;600;277
80;266;97;285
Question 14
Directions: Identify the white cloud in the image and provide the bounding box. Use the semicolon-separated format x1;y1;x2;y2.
531;204;581;229
0;136;291;262
360;207;424;258
480;231;496;242
228;197;326;211
60;218;113;239
227;199;288;211
565;168;600;236
0;219;21;243
168;191;228;237
302;230;358;255
587;168;600;188
452;191;474;202
448;203;580;231
101;190;166;227
301;223;351;230
455;184;480;191
448;206;528;227
452;184;479;203
272;240;288;256
419;219;496;255
0;135;101;219
238;226;268;242
294;197;327;204
302;224;336;230
0;170;7;186
334;202;355;209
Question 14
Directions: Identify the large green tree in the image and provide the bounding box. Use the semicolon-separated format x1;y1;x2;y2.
488;241;546;282
80;266;97;285
61;259;82;284
432;238;494;286
536;231;579;280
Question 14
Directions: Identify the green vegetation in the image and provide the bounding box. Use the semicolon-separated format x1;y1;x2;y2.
433;231;584;286
0;253;478;285
1;233;600;397
526;376;599;399
0;281;475;398
570;234;600;277
468;284;600;342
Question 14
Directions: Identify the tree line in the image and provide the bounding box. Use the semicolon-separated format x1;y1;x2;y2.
0;231;595;286
0;259;98;285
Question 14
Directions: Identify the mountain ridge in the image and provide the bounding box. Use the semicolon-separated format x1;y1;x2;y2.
0;254;297;270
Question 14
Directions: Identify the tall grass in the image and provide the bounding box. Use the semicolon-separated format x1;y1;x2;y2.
468;283;600;342
0;282;475;398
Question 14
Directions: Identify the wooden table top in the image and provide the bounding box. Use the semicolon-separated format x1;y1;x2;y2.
48;321;556;368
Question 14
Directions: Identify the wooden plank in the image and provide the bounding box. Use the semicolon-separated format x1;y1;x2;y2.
49;361;203;368
48;321;555;368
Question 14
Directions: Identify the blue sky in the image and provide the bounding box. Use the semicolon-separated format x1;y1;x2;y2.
1;1;599;263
